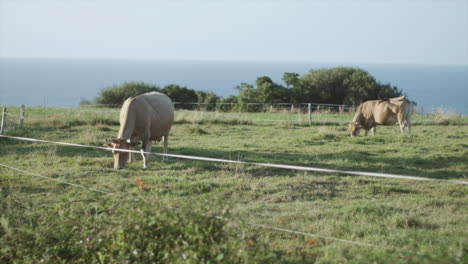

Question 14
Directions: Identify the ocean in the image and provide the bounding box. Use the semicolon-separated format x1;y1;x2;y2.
0;58;467;114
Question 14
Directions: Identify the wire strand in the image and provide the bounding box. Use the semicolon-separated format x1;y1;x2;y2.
1;134;466;185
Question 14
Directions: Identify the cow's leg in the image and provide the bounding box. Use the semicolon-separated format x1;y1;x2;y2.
141;139;152;169
407;120;412;138
128;146;134;162
371;126;376;136
162;135;169;162
406;112;412;138
397;112;406;136
399;123;405;136
364;130;369;136
398;120;405;136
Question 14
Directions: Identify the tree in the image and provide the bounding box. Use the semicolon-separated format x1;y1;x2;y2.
342;69;376;105
235;83;260;111
93;82;161;106
374;83;403;100
217;95;238;112
291;70;321;103
282;72;300;88
196;91;219;111
296;67;402;106
256;76;290;104
162;84;198;106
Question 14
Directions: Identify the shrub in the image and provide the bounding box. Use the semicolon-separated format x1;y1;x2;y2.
196;91;219;111
0;197;287;263
94;82;161;107
162;84;198;106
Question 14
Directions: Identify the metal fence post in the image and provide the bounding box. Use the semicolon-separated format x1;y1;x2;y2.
308;103;312;125
0;107;6;134
19;104;25;128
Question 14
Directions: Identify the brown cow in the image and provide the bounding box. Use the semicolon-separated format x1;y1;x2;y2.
104;92;174;169
348;96;413;137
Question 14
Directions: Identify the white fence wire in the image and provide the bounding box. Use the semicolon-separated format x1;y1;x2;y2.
1;134;466;185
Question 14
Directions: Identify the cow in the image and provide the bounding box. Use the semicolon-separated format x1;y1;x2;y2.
348;96;413;137
104;92;174;169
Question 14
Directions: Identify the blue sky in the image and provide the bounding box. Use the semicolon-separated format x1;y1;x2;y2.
1;0;467;64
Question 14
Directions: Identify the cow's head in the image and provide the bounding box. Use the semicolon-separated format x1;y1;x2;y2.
348;122;363;137
103;138;134;169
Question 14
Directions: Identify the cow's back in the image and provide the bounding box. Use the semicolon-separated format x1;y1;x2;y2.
367;97;410;125
120;92;174;142
138;92;174;140
353;99;398;126
355;100;379;120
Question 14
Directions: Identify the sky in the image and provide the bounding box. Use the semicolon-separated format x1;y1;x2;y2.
0;0;467;64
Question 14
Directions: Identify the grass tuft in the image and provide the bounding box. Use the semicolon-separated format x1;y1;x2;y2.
432;108;465;126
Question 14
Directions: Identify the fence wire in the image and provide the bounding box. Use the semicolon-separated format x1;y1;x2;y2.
1;134;466;185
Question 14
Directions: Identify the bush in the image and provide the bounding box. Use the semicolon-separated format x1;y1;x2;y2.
196;91;219;111
93;82;161;107
0;197;288;263
162;84;198;110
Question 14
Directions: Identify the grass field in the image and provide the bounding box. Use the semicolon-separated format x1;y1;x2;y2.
1;107;467;263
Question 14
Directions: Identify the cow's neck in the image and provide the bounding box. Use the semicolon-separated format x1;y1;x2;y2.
352;111;363;123
118;104;136;139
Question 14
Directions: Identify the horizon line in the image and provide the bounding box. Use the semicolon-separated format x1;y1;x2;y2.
1;56;467;67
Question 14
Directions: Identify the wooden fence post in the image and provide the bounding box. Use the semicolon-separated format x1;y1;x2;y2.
308;103;312;126
0;107;6;134
19;104;25;128
290;104;294;112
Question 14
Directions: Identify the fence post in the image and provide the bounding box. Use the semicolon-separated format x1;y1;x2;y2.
317;105;320;112
0;107;6;135
290;104;294;112
19;104;25;128
308;103;312;125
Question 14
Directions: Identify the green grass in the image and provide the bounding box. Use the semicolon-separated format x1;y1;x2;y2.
1;107;467;263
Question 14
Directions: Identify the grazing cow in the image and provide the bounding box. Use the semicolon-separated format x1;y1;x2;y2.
104;92;174;169
348;96;413;137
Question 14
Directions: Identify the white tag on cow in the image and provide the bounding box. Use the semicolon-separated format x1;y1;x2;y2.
127;139;131;144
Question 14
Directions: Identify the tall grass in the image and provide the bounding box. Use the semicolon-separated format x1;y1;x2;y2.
432;108;465;125
1;105;467;263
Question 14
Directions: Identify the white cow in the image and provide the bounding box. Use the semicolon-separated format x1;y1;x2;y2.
104;92;174;169
348;96;413;137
